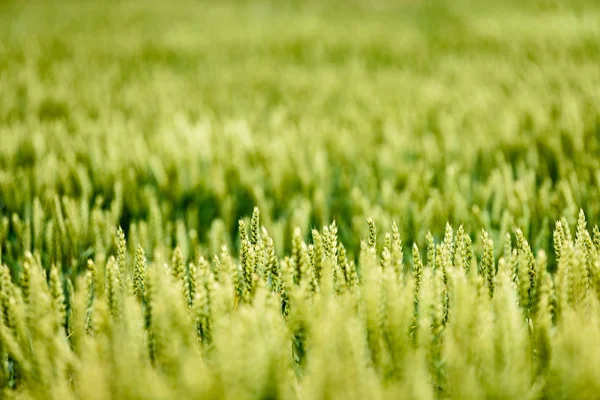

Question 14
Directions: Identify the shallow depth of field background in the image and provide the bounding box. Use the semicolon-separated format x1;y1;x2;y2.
1;0;600;399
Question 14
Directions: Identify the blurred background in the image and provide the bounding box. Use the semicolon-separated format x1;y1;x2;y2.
1;0;600;270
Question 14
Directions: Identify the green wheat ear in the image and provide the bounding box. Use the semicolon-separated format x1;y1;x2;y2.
292;227;303;284
410;242;424;344
21;253;33;305
116;226;127;272
238;219;248;246
480;230;495;299
250;207;261;247
338;242;357;291
426;231;436;270
412;243;423;304
391;220;404;279
239;239;253;302
382;231;392;262
515;228;536;314
171;246;185;285
454;226;466;272
311;229;324;284
263;229;279;292
442;223;454;266
366;217;376;250
324;223;343;291
49;263;66;330
134;245;146;302
105;256;122;321
592;225;600;252
187;261;197;308
324;222;338;263
575;209;587;245
554;221;564;264
84;259;96;333
0;264;14;332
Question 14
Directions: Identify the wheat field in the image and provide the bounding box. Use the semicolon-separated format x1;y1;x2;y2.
1;0;600;399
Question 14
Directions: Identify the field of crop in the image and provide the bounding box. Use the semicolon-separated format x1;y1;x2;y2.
1;0;600;398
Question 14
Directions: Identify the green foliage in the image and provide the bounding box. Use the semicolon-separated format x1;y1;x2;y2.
1;0;600;398
2;212;600;399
